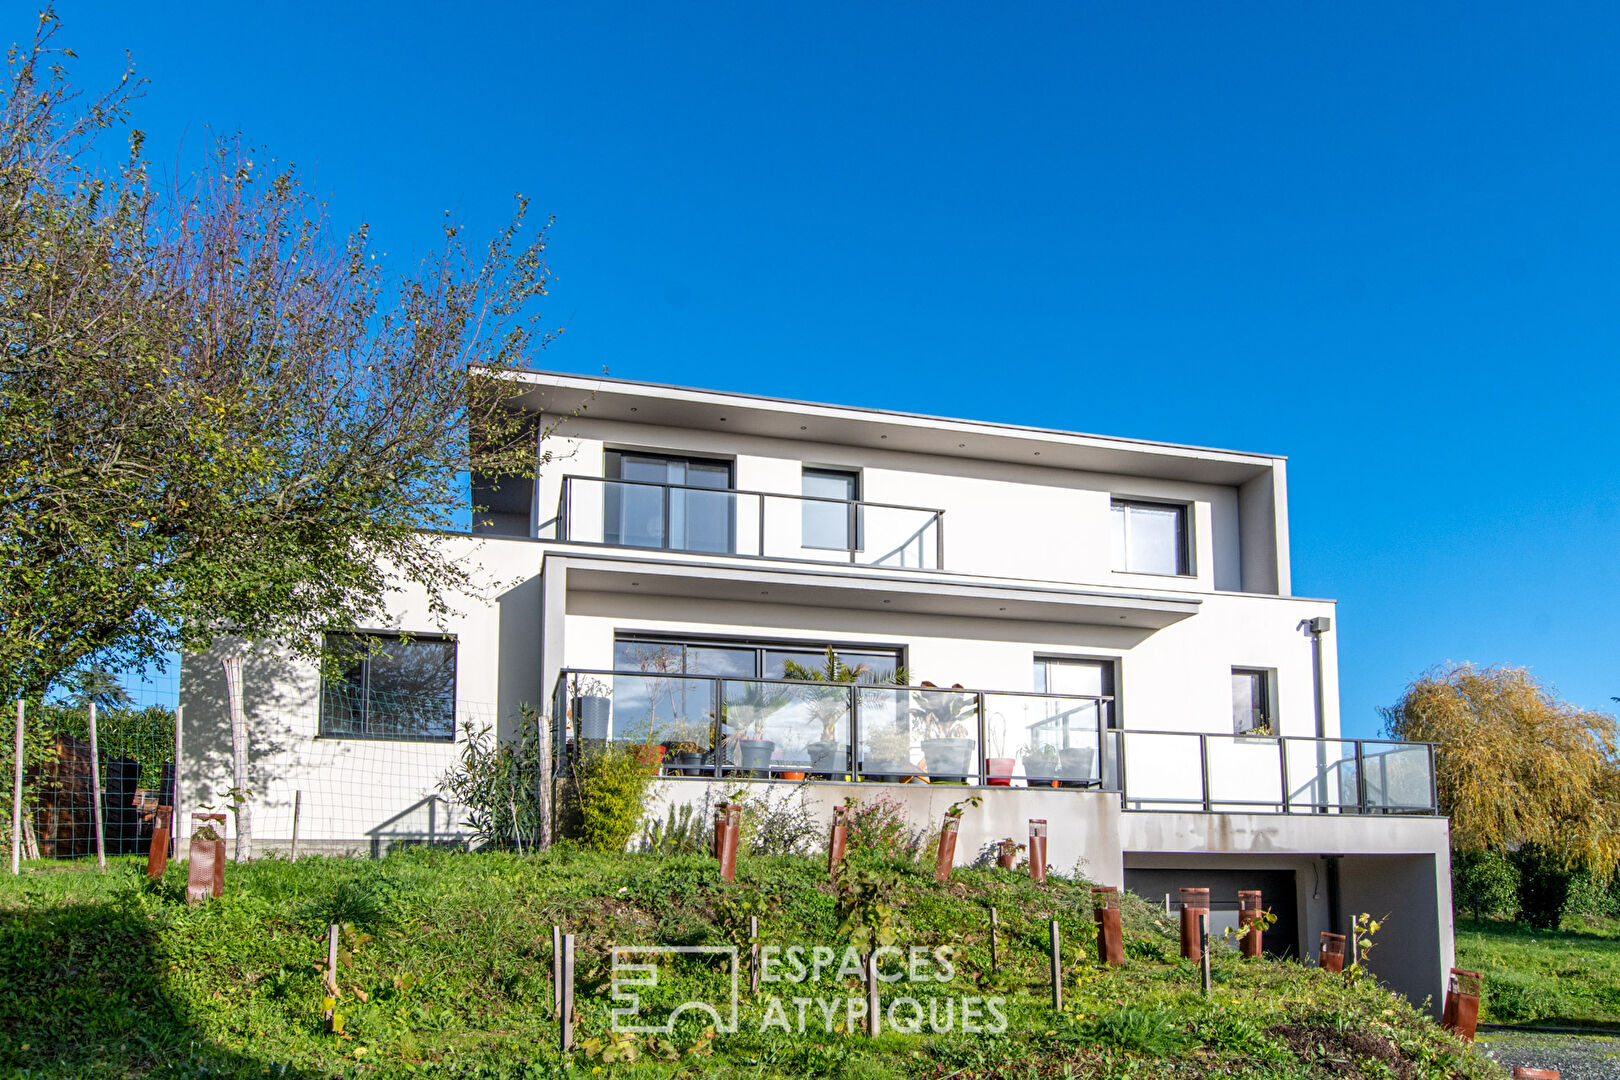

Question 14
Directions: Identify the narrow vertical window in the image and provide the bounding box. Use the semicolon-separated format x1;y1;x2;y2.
802;468;861;551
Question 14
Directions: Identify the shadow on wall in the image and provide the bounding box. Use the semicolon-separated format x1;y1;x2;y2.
496;572;544;745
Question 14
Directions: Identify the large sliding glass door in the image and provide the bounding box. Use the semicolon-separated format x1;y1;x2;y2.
603;451;735;554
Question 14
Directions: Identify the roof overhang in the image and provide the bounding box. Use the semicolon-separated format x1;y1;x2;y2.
544;551;1200;630
500;370;1281;486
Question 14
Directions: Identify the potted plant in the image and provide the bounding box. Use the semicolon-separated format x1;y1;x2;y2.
724;682;787;778
985;716;1015;786
571;677;612;743
1058;745;1096;787
1023;744;1059;788
862;723;914;782
664;734;706;776
912;682;976;783
783;648;908;778
995;837;1024;870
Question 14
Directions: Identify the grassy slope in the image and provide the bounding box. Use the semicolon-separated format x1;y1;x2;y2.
1455;916;1620;1026
0;849;1502;1080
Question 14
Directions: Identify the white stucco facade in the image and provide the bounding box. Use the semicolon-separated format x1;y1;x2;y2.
179;371;1450;1009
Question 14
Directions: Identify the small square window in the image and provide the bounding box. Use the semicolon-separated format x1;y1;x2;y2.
1231;669;1271;733
320;632;457;741
1110;499;1189;575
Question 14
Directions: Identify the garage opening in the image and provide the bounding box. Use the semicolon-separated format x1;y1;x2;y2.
1123;866;1299;959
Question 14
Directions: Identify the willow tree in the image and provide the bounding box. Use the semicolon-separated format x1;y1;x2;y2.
1;13;564;698
1381;664;1620;877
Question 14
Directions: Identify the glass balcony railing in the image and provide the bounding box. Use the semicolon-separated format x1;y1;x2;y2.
553;475;944;569
549;670;1439;815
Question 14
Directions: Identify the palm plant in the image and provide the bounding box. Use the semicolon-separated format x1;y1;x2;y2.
781;647;909;743
910;681;974;739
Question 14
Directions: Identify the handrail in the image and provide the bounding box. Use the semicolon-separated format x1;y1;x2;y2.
560;473;948;515
548;669;1440;816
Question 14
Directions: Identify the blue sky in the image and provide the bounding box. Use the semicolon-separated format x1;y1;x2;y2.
45;2;1619;734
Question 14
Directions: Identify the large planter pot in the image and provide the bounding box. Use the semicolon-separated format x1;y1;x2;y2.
633;744;665;770
576;695;611;742
737;739;775;777
1024;755;1059;788
1058;747;1096;788
986;757;1016;787
804;740;849;778
862;760;910;783
672;751;705;777
921;738;975;783
777;770;806;781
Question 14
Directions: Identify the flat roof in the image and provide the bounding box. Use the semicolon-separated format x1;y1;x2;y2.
500;368;1284;485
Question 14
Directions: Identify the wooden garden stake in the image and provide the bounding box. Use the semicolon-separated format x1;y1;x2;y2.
11;699;23;875
290;790;302;860
560;934;575;1051
326;924;339;994
1199;913;1212;995
87;702;106;872
865;951;880;1035
989;906;999;971
1049;919;1062;1010
749;915;760;994
551;926;562;1015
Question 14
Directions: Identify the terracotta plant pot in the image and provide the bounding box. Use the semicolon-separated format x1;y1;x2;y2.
828;805;848;879
1179;887;1210;961
1093;887;1124;966
934;814;961;882
1238;890;1264;958
1511;1069;1560;1079
1443;968;1482;1042
986;757;1015;786
147;806;172;881
1319;931;1347;973
1027;819;1048;883
717;802;742;882
778;770;806;781
633;744;665;769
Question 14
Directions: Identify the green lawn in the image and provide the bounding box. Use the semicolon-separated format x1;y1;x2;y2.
0;848;1502;1079
1455;916;1620;1026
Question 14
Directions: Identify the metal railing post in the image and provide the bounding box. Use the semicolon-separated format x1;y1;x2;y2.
1199;734;1212;813
712;679;725;779
1278;736;1290;814
1428;743;1439;813
935;513;944;569
848;500;858;564
848;684;860;781
558;477;570;541
757;493;766;557
1354;741;1368;815
661;481;673;551
976;692;987;786
1115;727;1129;807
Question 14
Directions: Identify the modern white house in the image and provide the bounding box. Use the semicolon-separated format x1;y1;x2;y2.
179;371;1452;1009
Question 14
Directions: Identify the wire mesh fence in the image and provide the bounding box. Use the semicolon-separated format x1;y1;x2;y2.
4;678;546;869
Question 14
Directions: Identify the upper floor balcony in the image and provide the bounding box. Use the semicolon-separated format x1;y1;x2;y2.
553;474;944;570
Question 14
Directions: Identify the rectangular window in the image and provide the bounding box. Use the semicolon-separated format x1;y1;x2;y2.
319;632;456;741
801;467;862;551
603;451;735;553
1231;668;1271;733
613;635;902;682
1110;499;1189;575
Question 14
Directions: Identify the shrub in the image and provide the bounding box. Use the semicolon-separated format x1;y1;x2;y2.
1513;844;1574;929
641;802;709;855
1453;847;1519;921
739;784;822;857
570;743;657;853
438;708;544;849
1563;867;1620;920
842;795;924;861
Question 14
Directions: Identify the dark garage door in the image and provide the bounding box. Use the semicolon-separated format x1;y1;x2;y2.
1123;867;1299;959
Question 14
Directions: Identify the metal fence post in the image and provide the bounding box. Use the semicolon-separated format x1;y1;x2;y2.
1278;736;1290;814
559;933;575;1051
1199;734;1212;813
172;704;185;859
848;684;860;781
11;699;23;874
87;702;106;872
1353;741;1368;815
